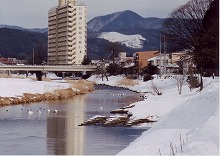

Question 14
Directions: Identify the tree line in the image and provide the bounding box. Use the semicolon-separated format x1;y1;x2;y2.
163;0;219;76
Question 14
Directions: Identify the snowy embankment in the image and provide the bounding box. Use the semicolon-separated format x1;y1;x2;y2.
88;75;219;155
0;73;94;106
98;32;146;49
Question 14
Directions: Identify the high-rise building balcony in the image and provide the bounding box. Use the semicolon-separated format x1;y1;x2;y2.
67;26;76;31
58;14;68;20
68;22;76;27
58;42;67;47
68;46;76;51
68;51;76;55
68;37;76;41
48;20;57;26
48;34;57;39
58;7;68;14
58;18;67;24
68;56;76;60
58;28;67;33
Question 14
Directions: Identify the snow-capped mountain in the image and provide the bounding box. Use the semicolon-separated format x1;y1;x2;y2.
87;10;164;59
87;12;122;32
98;32;147;49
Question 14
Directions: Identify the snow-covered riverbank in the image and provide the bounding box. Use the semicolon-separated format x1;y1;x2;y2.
0;74;218;155
88;75;219;155
0;74;94;106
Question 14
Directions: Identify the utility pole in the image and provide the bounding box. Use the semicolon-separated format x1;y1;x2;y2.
33;47;35;65
159;34;162;77
164;35;167;75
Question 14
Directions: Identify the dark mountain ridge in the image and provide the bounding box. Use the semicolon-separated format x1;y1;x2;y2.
88;10;164;33
0;25;48;33
0;28;47;61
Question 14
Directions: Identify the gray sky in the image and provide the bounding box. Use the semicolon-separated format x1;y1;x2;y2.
0;0;189;28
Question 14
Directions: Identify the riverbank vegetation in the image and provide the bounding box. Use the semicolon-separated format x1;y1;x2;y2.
0;75;94;106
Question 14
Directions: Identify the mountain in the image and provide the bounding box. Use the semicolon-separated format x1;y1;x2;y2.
87;10;165;59
0;28;47;61
88;10;163;32
0;25;48;33
0;10;164;61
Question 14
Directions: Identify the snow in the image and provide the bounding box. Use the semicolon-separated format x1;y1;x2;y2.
98;32;146;49
0;76;71;97
88;75;219;155
0;73;219;155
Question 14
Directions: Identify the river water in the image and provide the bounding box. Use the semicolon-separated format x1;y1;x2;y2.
0;85;146;155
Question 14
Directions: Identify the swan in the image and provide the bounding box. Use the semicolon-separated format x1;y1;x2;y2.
53;108;58;113
37;109;41;114
100;107;103;112
28;109;33;115
47;108;50;113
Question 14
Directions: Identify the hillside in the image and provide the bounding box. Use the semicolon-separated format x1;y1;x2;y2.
87;10;164;59
0;28;47;61
0;25;48;33
0;10;164;60
88;10;163;32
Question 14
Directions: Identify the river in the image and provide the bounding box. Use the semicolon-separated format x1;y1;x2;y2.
0;85;146;155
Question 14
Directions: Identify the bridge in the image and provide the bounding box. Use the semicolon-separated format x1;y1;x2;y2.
0;65;97;80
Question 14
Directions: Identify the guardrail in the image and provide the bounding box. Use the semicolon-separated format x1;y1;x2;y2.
0;65;97;72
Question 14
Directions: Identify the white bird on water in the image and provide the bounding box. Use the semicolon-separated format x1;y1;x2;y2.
37;109;41;114
100;107;103;112
28;109;33;115
47;108;50;113
53;108;58;113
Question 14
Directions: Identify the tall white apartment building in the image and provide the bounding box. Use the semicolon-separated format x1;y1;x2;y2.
48;0;87;65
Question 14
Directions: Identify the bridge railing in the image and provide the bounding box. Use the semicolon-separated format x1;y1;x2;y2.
0;65;97;72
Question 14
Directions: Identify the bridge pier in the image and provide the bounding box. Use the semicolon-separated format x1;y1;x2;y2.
35;71;43;81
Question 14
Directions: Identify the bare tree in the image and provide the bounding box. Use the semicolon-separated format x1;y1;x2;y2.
171;75;186;95
34;42;47;65
151;81;162;95
163;0;214;92
163;0;212;52
105;42;123;63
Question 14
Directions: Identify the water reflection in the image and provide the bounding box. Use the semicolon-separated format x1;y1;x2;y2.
0;85;146;155
47;96;86;155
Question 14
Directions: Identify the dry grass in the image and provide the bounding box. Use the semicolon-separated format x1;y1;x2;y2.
67;80;95;93
117;78;139;86
0;80;95;106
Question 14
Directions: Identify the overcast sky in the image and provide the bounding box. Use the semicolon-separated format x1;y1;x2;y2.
0;0;189;28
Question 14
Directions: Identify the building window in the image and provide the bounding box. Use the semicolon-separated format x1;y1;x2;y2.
79;17;82;20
